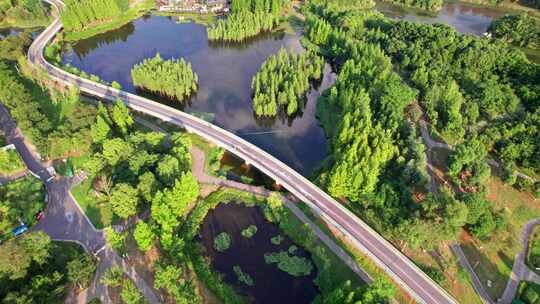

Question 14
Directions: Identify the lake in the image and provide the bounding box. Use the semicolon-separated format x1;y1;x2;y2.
61;15;332;176
376;1;508;35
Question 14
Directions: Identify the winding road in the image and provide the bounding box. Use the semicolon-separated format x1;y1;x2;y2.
27;2;458;303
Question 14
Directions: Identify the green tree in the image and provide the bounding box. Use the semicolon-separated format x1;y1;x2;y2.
111;100;133;135
110;183;139;219
90;115;112;143
120;280;143;304
134;221;155;252
100;265;124;287
0;231;51;279
67;254;97;288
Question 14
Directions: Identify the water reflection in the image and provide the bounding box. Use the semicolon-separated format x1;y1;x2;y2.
199;202;318;304
61;15;331;175
376;1;508;35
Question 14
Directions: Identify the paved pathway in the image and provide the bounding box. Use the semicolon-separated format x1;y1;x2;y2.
1;100;159;304
419;118;495;304
419;117;540;304
500;218;540;303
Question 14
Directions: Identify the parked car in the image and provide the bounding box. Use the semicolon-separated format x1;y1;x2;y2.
12;224;28;237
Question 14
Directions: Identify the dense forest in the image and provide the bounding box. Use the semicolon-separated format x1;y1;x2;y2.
207;0;287;42
0;0;49;27
131;54;198;102
489;13;539;49
302;0;531;251
60;0;129;31
251;48;324;116
0;232;96;302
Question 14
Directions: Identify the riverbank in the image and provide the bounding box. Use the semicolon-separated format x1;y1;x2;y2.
63;0;155;41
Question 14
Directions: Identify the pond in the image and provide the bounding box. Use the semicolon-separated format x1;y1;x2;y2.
198;202;318;304
375;1;508;35
61;15;333;176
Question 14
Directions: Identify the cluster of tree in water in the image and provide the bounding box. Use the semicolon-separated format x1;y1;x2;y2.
131;53;198;102
251;48;324;117
207;0;287;42
302;0;539;257
60;0;129;31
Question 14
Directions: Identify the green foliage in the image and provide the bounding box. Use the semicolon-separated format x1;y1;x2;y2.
154;264;198;303
100;265;124;287
120;280;144;304
528;228;540;270
264;250;313;276
240;225;257;238
251;48;324;116
60;0;129;32
110;183;139;219
0;240;93;303
131;54;198;102
0;0;49;27
133;221;155;252
489;14;539;49
208;0;286;43
0;61;52;154
0;32;32;61
190;252;245;304
314;279;393;304
111;100;134;135
233;265;254;286
0;177;45;235
152;172;199;249
104;227;126;252
0;231;51;279
67;254;97;288
270;235;284;245
214;232;232;252
517;282;540;304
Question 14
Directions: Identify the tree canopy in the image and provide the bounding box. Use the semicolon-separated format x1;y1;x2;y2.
131;54;198;102
60;0;129;32
251;48;324;117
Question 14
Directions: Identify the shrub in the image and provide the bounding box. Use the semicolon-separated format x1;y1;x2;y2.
233;265;254;286
241;225;257;238
213;232;232;252
270;235;284;245
120;280;143;304
264;251;313;277
100;266;124;287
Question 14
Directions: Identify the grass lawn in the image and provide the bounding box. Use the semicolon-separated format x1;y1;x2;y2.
428;143;540;300
71;177;115;229
460;175;540;300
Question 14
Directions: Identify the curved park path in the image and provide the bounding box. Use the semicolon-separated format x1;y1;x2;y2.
419;117;540;304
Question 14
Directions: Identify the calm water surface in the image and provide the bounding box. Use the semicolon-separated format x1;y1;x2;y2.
199;202;318;303
61;15;332;176
376;1;508;35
